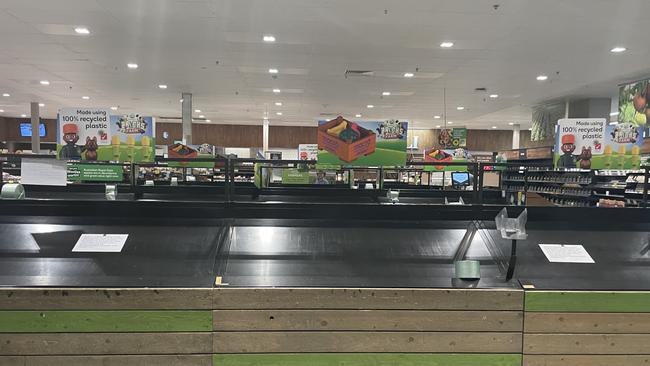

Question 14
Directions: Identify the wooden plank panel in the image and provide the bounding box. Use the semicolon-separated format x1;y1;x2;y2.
213;310;523;331
0;310;212;333
213;353;522;366
0;355;212;366
0;288;212;310
213;288;523;310
213;331;522;353
524;355;650;366
525;312;650;333
524;333;650;354
0;332;212;355
525;291;650;312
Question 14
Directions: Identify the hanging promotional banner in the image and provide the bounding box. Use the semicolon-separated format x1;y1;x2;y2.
618;79;649;126
555;118;642;169
317;116;408;166
423;148;472;172
167;143;216;168
438;128;467;148
298;144;318;161
57;109;155;162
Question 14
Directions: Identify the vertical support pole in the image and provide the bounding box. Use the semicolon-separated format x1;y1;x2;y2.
181;93;192;144
512;123;520;149
30;102;40;154
263;118;269;155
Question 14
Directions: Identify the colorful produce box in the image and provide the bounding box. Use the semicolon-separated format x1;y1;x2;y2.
317;116;376;163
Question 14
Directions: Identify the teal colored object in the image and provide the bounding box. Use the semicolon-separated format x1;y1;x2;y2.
454;260;481;280
0;183;25;199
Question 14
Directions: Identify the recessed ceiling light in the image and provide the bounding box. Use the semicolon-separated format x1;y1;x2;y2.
436;125;441;128
403;72;414;78
440;41;454;48
0;109;4;113
38;103;44;107
492;126;497;129
180;99;183;103
434;115;441;119
355;114;362;118
20;114;26;118
206;119;211;122
367;104;374;108
382;91;391;96
74;27;90;35
489;94;499;98
508;122;514;125
195;109;201;113
456;106;465;110
158;84;167;89
263;35;276;42
272;88;281;93
447;121;453;124
39;80;50;85
110;106;118;110
199;115;205;118
276;112;283;116
536;75;548;81
275;102;282;106
609;111;620;116
528;127;533;131
268;68;279;74
610;46;626;53
127;63;138;69
2;93;9;97
82;96;90;100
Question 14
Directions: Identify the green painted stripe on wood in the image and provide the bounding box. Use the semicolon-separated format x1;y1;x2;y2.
212;354;522;366
0;310;212;332
526;291;650;312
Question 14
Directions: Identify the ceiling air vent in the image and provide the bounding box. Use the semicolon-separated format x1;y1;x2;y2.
319;112;337;117
345;70;374;78
474;87;487;92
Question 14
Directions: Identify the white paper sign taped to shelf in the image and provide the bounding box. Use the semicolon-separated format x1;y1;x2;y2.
539;244;595;263
21;158;68;186
72;234;128;252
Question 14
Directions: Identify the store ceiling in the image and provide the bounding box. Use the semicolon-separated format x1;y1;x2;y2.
0;0;649;129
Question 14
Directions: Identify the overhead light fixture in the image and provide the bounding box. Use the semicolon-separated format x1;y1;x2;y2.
180;99;183;103
195;109;201;113
447;121;453;124
355;114;362;118
38;103;44;107
609;121;619;125
2;93;9;97
536;75;548;81
268;68;279;74
528;127;533;131
0;109;4;113
366;104;374;108
199;115;205;118
276;112;283;116
82;96;90;100
110;106;118;110
20;114;27;118
382;91;391;96
456;106;465;110
435;125;441;128
263;35;276;42
206;119;211;122
127;63;138;69
508;122;514;125
610;46;626;53
434;115;441;119
74;27;90;35
275;102;282;106
492;126;497;129
39;80;50;85
489;94;499;98
440;42;454;48
610;111;620;116
272;88;281;93
158;84;168;89
403;72;414;78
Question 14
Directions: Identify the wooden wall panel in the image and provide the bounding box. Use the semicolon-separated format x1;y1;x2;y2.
156;123;183;145
407;129;437;151
0;355;212;366
466;130;513;151
269;126;316;148
520;130;554;149
0;117;57;143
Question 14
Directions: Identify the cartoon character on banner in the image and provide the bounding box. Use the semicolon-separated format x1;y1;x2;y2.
84;137;98;161
59;124;82;159
557;134;577;168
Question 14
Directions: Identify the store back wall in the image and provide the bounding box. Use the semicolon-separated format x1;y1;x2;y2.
0;117;57;143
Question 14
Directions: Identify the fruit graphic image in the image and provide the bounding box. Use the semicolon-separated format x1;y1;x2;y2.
615;145;626;169
111;135;121;161
602;145;612;169
141;136;152;161
629;145;640;168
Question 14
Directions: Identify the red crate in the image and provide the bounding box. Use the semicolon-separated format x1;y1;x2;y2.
317;116;376;163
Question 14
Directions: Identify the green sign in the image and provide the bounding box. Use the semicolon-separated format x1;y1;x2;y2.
281;169;311;184
68;164;124;182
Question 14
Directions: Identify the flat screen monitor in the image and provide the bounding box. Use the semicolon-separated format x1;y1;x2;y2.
20;122;46;137
451;172;470;186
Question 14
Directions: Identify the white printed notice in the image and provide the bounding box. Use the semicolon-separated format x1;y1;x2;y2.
539;244;595;263
21;158;68;186
72;234;128;253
